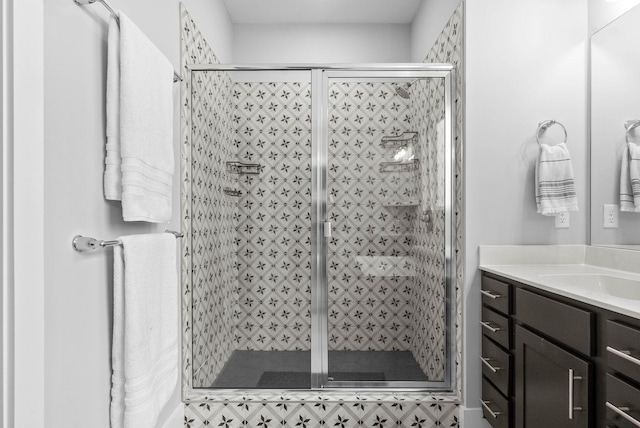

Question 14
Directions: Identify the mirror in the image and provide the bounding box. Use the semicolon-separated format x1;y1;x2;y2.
590;3;640;248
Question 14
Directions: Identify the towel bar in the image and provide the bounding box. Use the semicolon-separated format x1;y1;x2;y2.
74;0;183;82
536;120;567;146
72;230;183;252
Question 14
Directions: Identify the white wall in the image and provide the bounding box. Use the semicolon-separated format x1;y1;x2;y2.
182;0;234;63
5;0;45;427
464;0;587;423
589;0;640;34
233;23;411;63
411;0;462;62
41;0;217;426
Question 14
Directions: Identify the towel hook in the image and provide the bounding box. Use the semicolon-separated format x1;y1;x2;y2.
625;120;640;144
536;120;567;146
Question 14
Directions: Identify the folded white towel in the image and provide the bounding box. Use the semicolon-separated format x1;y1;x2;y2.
104;15;122;201
111;234;178;428
105;12;175;222
535;142;579;215
619;143;640;212
625;143;640;213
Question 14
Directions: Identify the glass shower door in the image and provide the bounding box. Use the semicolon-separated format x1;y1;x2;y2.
317;69;455;388
186;65;455;392
189;67;315;390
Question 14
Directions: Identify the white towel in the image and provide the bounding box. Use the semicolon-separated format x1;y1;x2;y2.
621;142;640;213
111;234;178;428
104;12;175;223
535;143;579;215
105;15;122;200
619;144;639;212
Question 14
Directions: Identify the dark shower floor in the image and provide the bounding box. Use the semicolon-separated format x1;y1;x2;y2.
210;350;428;389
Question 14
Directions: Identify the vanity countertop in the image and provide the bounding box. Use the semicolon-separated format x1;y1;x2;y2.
480;263;640;320
479;245;640;320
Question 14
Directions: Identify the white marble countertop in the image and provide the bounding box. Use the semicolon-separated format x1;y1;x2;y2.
480;263;640;320
479;245;640;320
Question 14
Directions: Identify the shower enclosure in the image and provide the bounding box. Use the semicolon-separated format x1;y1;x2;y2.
185;65;456;392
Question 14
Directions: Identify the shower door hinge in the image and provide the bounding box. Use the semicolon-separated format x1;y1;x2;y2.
323;221;332;238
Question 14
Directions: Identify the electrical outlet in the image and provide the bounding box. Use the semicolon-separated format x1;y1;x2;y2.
555;211;570;229
603;204;619;228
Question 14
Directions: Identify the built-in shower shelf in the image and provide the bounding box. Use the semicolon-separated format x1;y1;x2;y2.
355;256;415;277
382;200;419;207
226;161;261;175
378;159;419;173
380;132;418;149
380;233;413;240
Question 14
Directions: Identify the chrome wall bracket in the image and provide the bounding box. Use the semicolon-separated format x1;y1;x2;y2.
226;161;261;175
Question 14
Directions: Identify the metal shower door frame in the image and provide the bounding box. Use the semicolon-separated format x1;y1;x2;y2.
186;64;457;394
314;66;456;391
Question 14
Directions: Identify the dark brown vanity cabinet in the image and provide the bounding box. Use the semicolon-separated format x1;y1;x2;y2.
514;325;590;427
481;271;640;428
480;275;513;427
514;288;593;427
605;321;640;427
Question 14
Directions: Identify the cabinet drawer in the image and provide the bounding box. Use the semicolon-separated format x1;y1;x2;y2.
481;335;511;397
606;374;640;428
481;306;511;349
515;288;593;356
482;376;510;428
607;320;640;382
482;275;511;315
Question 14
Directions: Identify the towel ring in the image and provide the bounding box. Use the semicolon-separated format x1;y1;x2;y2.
625;120;640;144
536;120;567;146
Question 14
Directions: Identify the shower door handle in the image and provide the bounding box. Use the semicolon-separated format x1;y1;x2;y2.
324;221;332;238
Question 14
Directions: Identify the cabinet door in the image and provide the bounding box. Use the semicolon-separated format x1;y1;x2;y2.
515;325;590;428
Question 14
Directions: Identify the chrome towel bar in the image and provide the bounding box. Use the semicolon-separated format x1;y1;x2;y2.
72;230;183;252
74;0;183;82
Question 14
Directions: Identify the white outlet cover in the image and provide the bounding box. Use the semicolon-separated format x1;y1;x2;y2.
603;204;619;228
555;211;570;229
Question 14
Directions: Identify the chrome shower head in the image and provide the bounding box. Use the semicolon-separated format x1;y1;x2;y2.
394;84;411;99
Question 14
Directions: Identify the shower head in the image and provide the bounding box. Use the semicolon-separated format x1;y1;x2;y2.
394;84;411;99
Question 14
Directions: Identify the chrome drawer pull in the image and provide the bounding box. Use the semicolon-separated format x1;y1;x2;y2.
568;369;583;420
607;346;640;367
606;402;640;427
480;321;502;333
480;356;502;373
480;289;502;299
480;400;502;419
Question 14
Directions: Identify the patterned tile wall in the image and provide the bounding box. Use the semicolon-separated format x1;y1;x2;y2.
326;82;416;352
407;78;448;380
184;395;460;427
421;4;464;395
180;3;465;426
190;70;238;386
233;82;313;351
180;5;238;388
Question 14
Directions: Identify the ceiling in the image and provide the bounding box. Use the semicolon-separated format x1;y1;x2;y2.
220;0;424;24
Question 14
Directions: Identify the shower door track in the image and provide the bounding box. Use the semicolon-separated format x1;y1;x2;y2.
186;64;457;393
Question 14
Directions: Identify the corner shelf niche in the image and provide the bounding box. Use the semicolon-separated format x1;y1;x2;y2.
380;132;418;149
382;200;419;207
379;159;419;173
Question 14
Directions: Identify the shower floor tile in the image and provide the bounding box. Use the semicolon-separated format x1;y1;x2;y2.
209;350;428;389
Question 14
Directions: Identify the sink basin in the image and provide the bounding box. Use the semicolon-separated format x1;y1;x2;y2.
540;274;640;300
